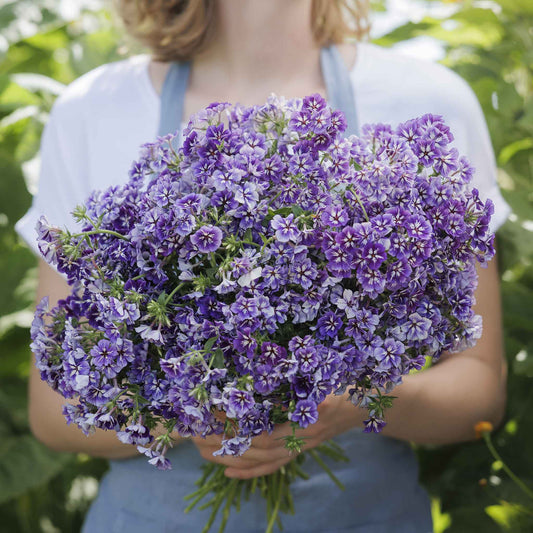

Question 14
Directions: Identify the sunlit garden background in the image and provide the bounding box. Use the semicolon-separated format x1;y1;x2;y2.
0;1;532;531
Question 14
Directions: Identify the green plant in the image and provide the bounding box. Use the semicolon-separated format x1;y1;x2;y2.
376;1;533;530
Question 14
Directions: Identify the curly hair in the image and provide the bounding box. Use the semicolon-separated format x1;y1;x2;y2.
112;0;371;63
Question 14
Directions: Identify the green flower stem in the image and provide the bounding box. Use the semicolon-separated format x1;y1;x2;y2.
164;283;184;305
219;478;239;533
308;449;345;491
265;471;284;533
72;229;130;241
186;442;347;533
483;432;533;501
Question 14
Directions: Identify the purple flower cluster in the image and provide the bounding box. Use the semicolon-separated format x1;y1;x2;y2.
32;94;494;468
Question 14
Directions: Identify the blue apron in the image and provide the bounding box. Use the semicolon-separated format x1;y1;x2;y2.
82;45;433;533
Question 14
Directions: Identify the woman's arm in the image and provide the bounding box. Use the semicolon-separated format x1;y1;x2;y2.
370;251;507;444
193;245;507;479
28;258;184;460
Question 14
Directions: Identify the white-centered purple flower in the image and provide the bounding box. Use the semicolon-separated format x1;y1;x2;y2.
31;93;494;479
190;225;223;253
289;399;318;428
270;214;301;243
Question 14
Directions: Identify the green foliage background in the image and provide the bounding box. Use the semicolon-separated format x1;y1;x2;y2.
0;1;531;531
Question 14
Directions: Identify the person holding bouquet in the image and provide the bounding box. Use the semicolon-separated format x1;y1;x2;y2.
16;1;511;531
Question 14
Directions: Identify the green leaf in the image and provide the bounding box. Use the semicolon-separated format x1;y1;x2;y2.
210;349;224;369
498;138;533;165
0;434;71;504
204;336;218;352
485;501;533;531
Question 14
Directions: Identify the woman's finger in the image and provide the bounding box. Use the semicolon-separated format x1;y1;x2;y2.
224;456;296;479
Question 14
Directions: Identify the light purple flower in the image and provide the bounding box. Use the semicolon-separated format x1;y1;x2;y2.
190;225;223;253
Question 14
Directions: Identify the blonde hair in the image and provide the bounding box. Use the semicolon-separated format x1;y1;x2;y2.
112;0;371;63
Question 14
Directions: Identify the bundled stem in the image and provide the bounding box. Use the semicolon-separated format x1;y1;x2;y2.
184;442;348;533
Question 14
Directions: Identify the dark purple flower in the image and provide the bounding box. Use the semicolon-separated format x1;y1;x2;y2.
190;225;223;253
271;214;301;243
289;399;318;428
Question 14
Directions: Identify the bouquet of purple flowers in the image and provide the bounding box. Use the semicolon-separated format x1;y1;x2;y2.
32;93;494;532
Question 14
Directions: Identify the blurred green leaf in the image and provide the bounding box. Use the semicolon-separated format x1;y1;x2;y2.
486;501;533;531
498;139;533;166
0;434;71;504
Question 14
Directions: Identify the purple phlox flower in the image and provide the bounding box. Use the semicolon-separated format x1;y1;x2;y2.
402;312;433;342
160;357;184;379
225;387;255;418
374;338;405;370
329;109;348;134
363;414;386;433
254;364;279;394
408;238;433;265
386;258;412;290
108;297;140;324
213;436;252;457
171;206;196;237
117;421;153;445
288;146;316;175
332;288;359;319
302;93;327;113
351;222;374;245
405;215;433;240
176;193;206;214
356;265;386;295
206;123;230;144
211;190;239;211
315;311;343;339
234;182;259;208
415;138;437;166
63;350;91;392
371;214;394;237
135;322;164;344
260;342;287;366
36;216;62;265
288;334;314;353
275;354;299;379
290;109;313;133
190;225;223;253
260;264;287;291
405;354;428;371
361;241;388;270
230;295;260;321
90;339;121;379
148;451;172;470
325;244;352;272
295;345;320;374
271;214;301;243
256;294;275;319
320;204;349;227
289;399;318;429
233;328;257;355
290;257;317;290
214;269;237;294
114;337;136;368
229;253;254;278
396;119;422;144
354;308;381;333
335;226;360;251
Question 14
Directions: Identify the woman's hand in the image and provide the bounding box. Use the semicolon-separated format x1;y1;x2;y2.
191;393;363;479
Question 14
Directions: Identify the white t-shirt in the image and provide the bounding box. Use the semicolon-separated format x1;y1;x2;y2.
16;42;511;255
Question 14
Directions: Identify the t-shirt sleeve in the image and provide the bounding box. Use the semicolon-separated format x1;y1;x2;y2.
15;98;90;257
434;71;512;233
356;45;512;234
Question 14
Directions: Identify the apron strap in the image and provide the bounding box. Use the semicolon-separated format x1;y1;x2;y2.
320;45;359;137
158;60;191;139
157;45;359;138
